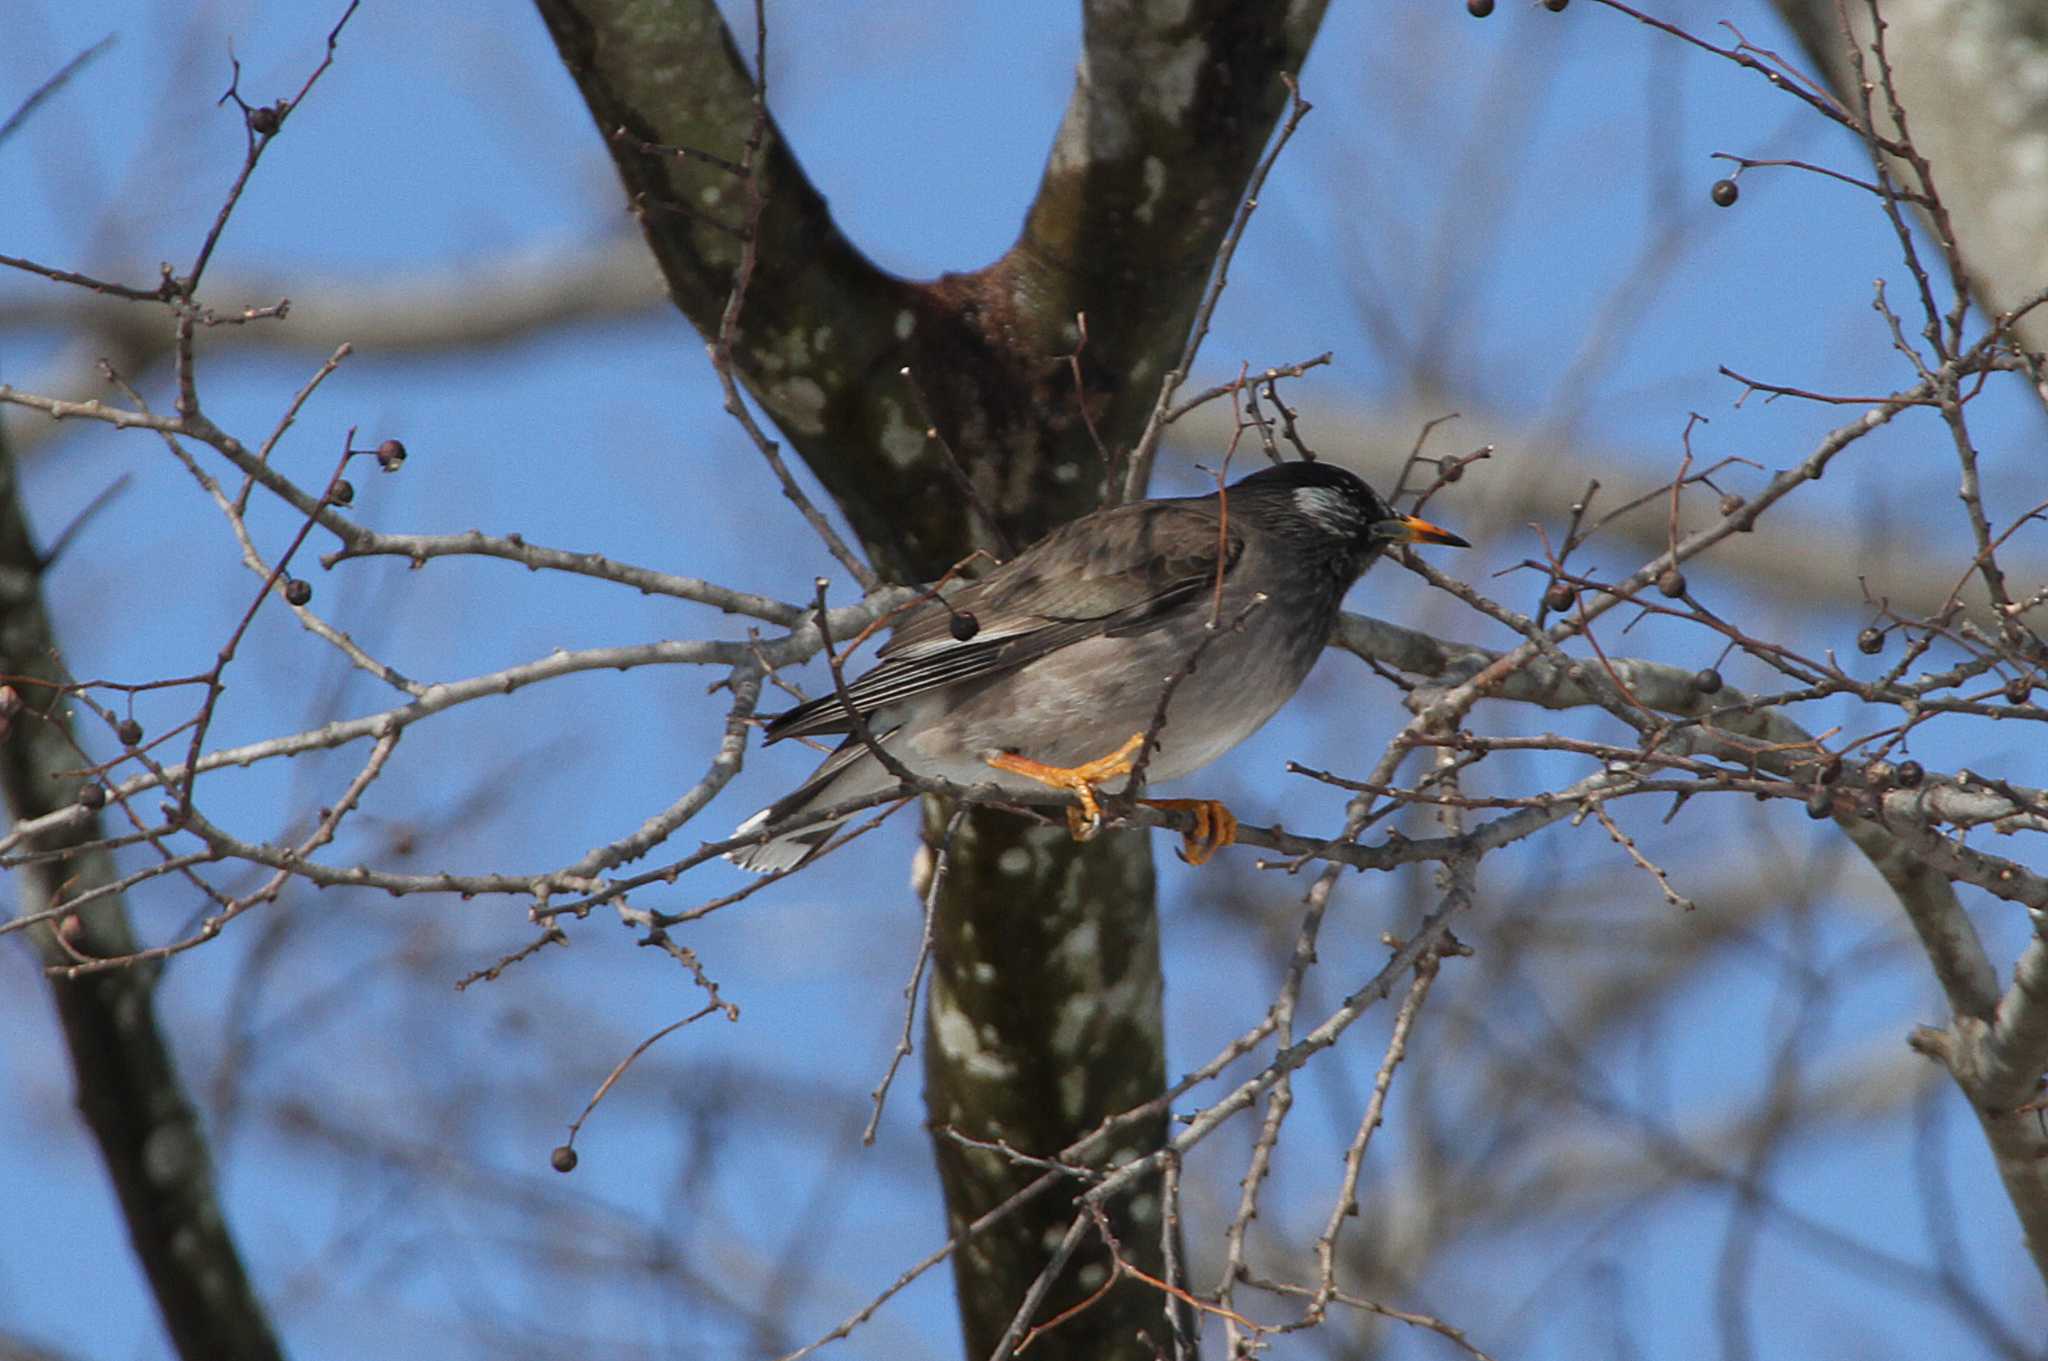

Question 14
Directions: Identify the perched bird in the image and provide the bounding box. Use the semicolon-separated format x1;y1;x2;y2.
727;459;1466;873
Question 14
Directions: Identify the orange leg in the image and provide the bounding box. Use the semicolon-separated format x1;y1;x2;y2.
984;733;1146;841
983;736;1238;864
1142;798;1239;866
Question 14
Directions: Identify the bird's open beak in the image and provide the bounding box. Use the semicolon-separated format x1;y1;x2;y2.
1373;513;1469;548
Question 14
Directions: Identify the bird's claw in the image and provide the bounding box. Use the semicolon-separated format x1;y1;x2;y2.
986;733;1145;844
985;738;1237;862
1144;798;1238;866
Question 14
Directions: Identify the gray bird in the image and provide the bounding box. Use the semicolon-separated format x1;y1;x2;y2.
727;459;1466;873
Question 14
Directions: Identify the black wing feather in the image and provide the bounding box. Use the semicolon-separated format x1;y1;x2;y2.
765;500;1238;743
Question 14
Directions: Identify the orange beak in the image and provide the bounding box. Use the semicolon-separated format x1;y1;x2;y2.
1374;513;1469;548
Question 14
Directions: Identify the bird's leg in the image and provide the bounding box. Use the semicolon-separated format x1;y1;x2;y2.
983;737;1238;863
1139;799;1239;866
983;733;1147;842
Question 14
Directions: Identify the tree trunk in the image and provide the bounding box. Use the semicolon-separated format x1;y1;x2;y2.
534;1;1330;1351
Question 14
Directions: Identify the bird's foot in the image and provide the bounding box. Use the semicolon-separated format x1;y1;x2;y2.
983;738;1234;860
984;733;1148;842
1142;798;1238;865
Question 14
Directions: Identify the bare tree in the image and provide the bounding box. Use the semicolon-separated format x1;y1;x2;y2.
2;2;2043;1360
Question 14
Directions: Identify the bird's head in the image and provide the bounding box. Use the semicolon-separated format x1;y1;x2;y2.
1229;460;1467;568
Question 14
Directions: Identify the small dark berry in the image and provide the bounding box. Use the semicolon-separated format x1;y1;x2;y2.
329;479;355;506
949;610;980;642
1441;461;1464;482
1895;760;1924;788
375;438;408;472
117;718;144;746
1657;568;1686;598
1544;581;1575;613
1805;789;1832;819
1710;178;1739;208
250;104;282;136
79;783;106;810
2006;676;2032;705
1543;0;1568;11
1856;627;1884;655
550;1144;578;1173
1467;0;1494;14
284;578;313;607
1819;756;1843;785
1692;668;1724;694
1719;493;1745;516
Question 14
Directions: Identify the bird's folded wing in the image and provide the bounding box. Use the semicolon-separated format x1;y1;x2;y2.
765;501;1240;742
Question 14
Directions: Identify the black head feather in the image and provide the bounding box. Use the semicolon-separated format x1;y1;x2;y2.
1224;460;1393;554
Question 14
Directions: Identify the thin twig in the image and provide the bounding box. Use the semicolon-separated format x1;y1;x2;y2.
863;806;962;1143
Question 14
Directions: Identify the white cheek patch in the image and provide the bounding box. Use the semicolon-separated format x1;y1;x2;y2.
1292;486;1361;535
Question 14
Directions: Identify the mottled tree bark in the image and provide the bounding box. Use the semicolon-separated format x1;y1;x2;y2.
533;1;1329;1352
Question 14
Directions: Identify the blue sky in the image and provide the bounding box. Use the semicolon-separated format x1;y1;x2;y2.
3;2;2044;1358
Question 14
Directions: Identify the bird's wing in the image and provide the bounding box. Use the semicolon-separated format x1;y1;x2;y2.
765;500;1239;742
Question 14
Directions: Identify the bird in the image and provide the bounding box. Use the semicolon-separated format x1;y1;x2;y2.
725;458;1467;873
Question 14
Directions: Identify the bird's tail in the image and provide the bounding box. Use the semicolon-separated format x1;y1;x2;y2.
725;787;845;874
724;733;897;874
